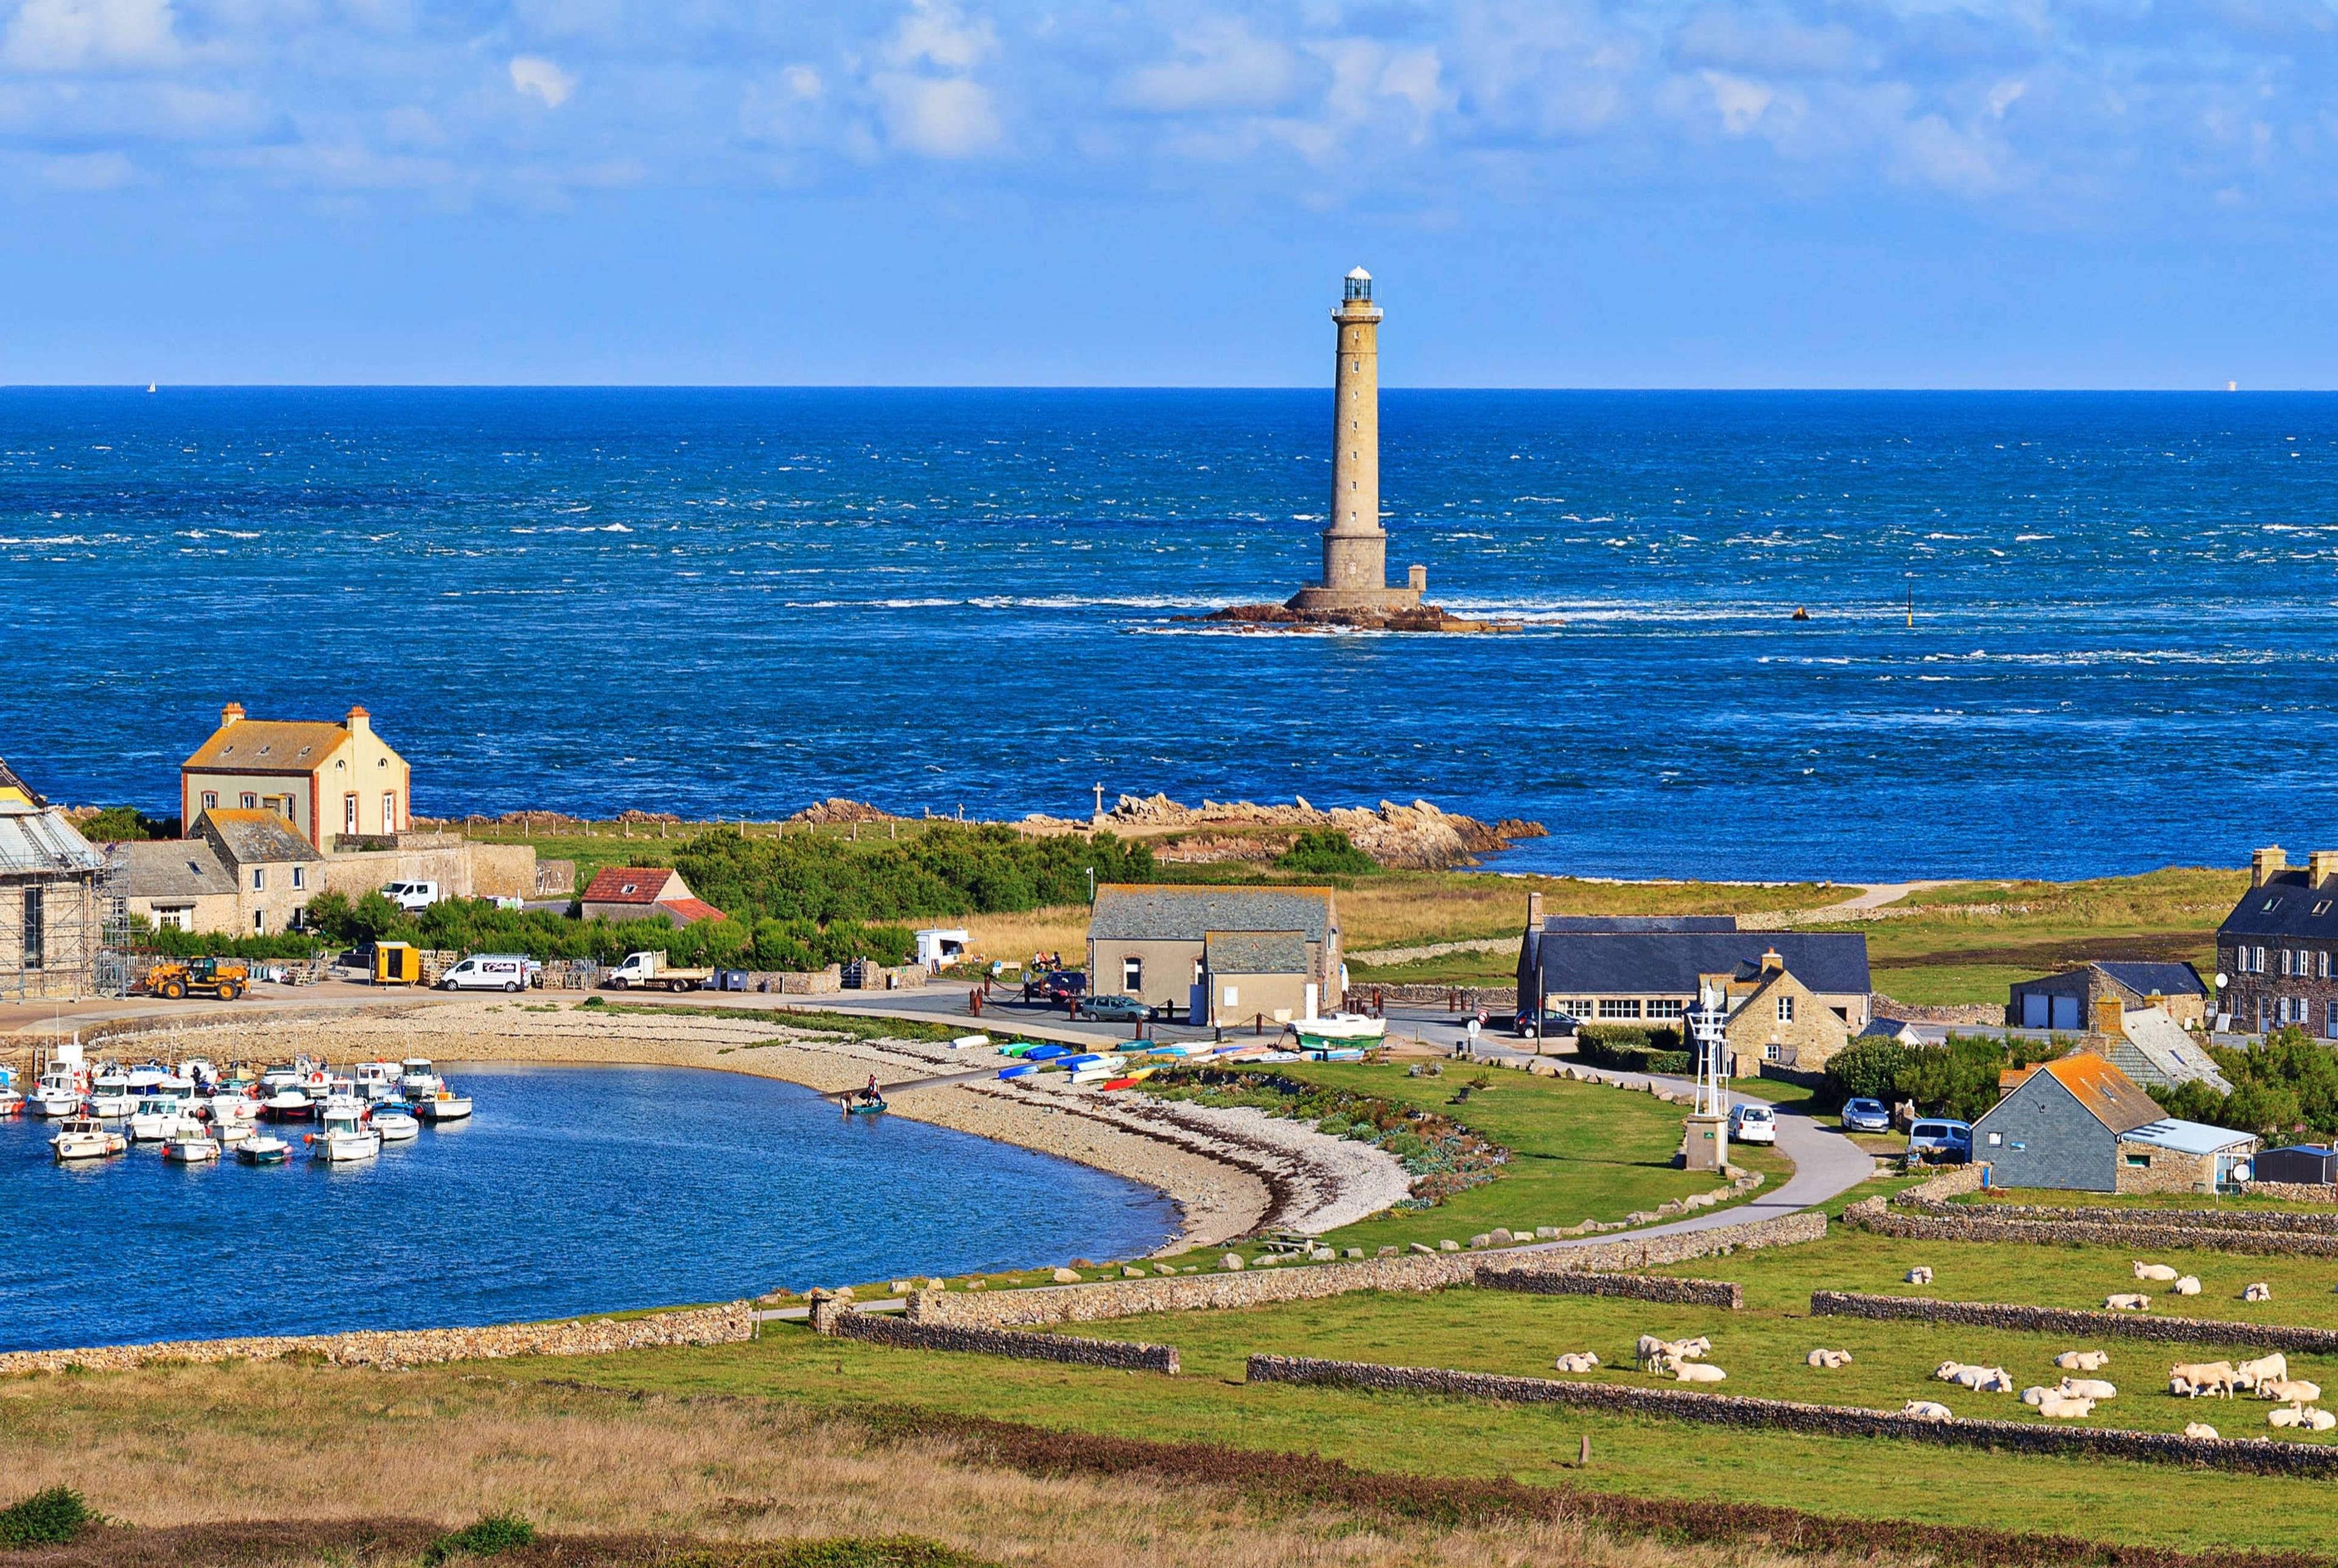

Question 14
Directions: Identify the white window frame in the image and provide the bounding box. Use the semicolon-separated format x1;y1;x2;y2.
201;791;218;811
344;794;357;833
1777;995;1796;1023
251;867;265;891
292;866;304;891
240;792;257;810
382;792;397;832
1122;956;1142;993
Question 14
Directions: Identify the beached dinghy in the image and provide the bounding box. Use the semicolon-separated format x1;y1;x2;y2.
1291;1013;1387;1049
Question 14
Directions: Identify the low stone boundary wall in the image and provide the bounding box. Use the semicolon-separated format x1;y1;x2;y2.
1898;1190;2338;1236
1810;1290;2338;1355
908;1210;1826;1329
822;1308;1178;1373
0;1301;754;1377
1847;1195;2338;1258
1244;1353;2338;1477
2242;1180;2338;1204
1476;1268;1742;1308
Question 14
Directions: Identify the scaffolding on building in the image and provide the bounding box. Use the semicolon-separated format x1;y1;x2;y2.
0;805;115;1001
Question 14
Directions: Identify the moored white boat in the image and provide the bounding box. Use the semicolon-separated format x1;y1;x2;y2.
237;1134;290;1164
209;1094;259;1126
353;1060;402;1100
413;1090;471;1122
261;1090;315;1122
87;1070;135;1118
52;1116;127;1161
164;1131;221;1163
371;1111;420;1142
128;1095;188;1141
216;1120;256;1146
310;1109;382;1162
28;1070;83;1118
398;1057;444;1098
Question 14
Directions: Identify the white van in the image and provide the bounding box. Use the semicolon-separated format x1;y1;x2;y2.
438;954;531;993
382;880;441;913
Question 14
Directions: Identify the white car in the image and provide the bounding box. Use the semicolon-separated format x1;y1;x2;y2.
438;954;531;992
1727;1102;1778;1145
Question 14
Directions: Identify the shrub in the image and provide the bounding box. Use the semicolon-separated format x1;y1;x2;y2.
1574;1027;1690;1074
1823;1037;1910;1106
1274;828;1377;875
77;804;164;842
421;1511;535;1564
0;1485;94;1547
2146;1026;2338;1140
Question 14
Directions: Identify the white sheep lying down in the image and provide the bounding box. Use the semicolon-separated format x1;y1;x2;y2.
1666;1356;1727;1384
2172;1275;2202;1297
2183;1421;2220;1440
1900;1400;1953;1422
2104;1293;2151;1311
2057;1376;2116;1401
2027;1391;2097;1419
1935;1360;2014;1391
2133;1261;2180;1283
1806;1348;1853;1369
2264;1405;2334;1431
2054;1349;2110;1372
2244;1282;2273;1303
1905;1266;1934;1285
2259;1379;2323;1405
1551;1351;1601;1373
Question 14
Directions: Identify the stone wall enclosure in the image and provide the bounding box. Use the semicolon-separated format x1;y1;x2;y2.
1810;1290;2338;1355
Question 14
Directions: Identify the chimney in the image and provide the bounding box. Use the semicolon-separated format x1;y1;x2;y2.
2093;994;2125;1038
2311;851;2338;888
1760;947;1785;974
346;705;371;738
219;702;244;728
1526;889;1544;931
2253;846;2288;888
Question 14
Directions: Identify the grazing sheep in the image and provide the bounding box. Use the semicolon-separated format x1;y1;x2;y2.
2183;1422;2220;1440
1906;1266;1934;1285
2260;1379;2324;1405
2035;1393;2096;1419
2269;1405;2309;1430
2244;1283;2273;1303
2054;1349;2111;1372
1806;1348;1853;1369
2172;1275;2202;1297
2133;1261;2180;1283
1900;1400;1953;1422
2234;1354;2289;1390
2057;1377;2117;1401
2169;1362;2241;1399
2105;1293;2150;1311
1552;1352;1601;1374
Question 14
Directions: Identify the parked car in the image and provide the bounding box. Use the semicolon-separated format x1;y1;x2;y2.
381;880;441;914
438;954;532;993
1840;1097;1892;1134
1079;993;1148;1022
335;944;376;971
1513;1008;1581;1040
1727;1102;1778;1145
1908;1118;1974;1163
1033;970;1087;1006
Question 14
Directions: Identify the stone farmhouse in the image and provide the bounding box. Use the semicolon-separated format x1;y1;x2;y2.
2008;961;2210;1032
110;809;325;937
2217;847;2338;1036
1516;900;1871;1076
1086;883;1339;1027
1973;1054;2258;1195
0;758;107;999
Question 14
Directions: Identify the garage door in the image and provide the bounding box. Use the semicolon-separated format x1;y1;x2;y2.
2051;994;2081;1031
2020;993;2048;1028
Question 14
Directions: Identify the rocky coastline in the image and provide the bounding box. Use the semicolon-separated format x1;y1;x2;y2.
1192;601;1525;633
1022;792;1545;870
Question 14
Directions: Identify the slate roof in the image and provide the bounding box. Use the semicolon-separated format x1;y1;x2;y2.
184;719;351;773
110;839;234;899
1090;884;1332;945
2121;1118;2258;1155
199;808;322;865
1529;931;1870;997
1540;915;1741;934
2113;1007;2233;1094
583;867;686;905
2021;1054;2166;1135
1203;930;1310;975
2094;961;2209;999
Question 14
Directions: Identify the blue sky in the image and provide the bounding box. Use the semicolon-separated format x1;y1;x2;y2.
4;0;2336;387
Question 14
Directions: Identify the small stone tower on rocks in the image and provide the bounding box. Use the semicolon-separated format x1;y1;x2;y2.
1287;267;1425;614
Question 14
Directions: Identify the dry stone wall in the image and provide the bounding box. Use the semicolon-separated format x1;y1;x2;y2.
908;1211;1825;1329
823;1309;1179;1373
2242;1181;2338;1203
1848;1194;2338;1258
1245;1353;2338;1477
0;1302;754;1377
1476;1268;1741;1308
1810;1289;2338;1355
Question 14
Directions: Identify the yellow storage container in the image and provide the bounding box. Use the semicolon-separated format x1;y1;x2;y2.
373;942;422;986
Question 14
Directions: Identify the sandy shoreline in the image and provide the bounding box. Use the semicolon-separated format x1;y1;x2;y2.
71;1001;1411;1258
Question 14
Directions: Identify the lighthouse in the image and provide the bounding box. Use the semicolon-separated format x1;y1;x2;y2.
1287;267;1425;614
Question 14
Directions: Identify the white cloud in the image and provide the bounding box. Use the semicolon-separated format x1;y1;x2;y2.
6;0;175;71
1120;17;1301;114
885;0;994;72
40;148;132;186
872;72;1000;156
508;55;577;108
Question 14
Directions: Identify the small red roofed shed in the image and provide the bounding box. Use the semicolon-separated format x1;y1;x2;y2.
580;866;723;926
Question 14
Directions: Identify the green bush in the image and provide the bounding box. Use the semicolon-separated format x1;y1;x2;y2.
421;1511;535;1564
1573;1026;1690;1074
1273;828;1377;876
2147;1026;2338;1141
1822;1037;1910;1106
0;1485;94;1547
77;805;167;842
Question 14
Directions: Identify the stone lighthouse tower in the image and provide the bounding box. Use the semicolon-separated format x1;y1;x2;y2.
1288;267;1424;614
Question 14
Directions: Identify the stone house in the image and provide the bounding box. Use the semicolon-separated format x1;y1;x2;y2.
111;808;325;937
2216;845;2338;1035
580;866;726;926
1971;1054;2256;1194
2008;961;2210;1032
180;702;412;850
1713;950;1853;1077
1516;898;1870;1035
1086;884;1340;1024
0;758;107;999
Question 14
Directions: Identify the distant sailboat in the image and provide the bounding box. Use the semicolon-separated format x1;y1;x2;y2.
146;383;156;393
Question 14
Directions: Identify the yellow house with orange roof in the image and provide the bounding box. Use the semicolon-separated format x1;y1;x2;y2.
180;702;411;850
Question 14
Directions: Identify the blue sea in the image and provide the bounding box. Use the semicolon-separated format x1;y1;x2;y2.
5;387;2336;881
0;1063;1181;1353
